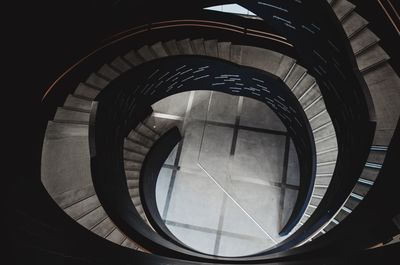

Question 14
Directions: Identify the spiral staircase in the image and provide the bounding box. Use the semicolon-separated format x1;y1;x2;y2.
9;0;400;264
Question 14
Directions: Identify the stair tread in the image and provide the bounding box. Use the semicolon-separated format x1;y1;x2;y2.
97;64;120;81
285;64;307;89
54;107;90;124
191;38;206;55
164;40;180;55
124;49;145;66
343;12;368;38
333;0;355;21
64;94;92;112
350;28;380;55
91;218;115;238
151;42;169;58
111;56;132;72
204;39;218;57
177;38;194;55
356;45;390;72
73;83;101;100
106;228;126;244
137;45;157;61
86;73;110;89
217;41;231;61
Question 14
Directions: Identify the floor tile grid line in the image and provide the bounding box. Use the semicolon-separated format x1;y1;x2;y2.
230;177;299;191
214;97;242;255
279;136;291;229
162;91;195;219
213;194;228;255
152;111;288;136
164;220;268;242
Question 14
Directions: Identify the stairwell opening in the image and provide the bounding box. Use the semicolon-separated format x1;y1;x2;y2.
152;91;300;256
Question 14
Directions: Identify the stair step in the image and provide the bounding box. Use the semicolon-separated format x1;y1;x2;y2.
151;42;169;58
315;135;338;153
124;139;150;155
124;49;145;66
73;83;101;100
306;206;315;216
239;46;283;74
324;222;337;232
86;73;110;89
218;42;231;61
352;182;370;197
141;45;159;61
125;170;140;180
276;56;296;80
360;166;380;182
164;40;180;55
54;107;90;124
292;74;315;98
313;122;335;140
106;228;126;244
54;185;95;209
128;130;155;146
310;196;322;206
356;44;390;72
343;12;368;38
305;97;326;119
64;194;100;220
64;95;92;112
136;123;160;141
125;135;152;148
344;196;361;210
285;64;307;89
124;160;142;171
129;187;140;197
327;0;336;5
367;149;387;164
97;64;120;81
230;45;242;64
299;84;322;109
131;195;141;206
316;162;336;174
314;186;328;197
110;56;132;72
91;217;115;238
316;149;338;164
315;174;333;186
77;206;107;230
121;238;140;250
177;38;194;55
350;28;380;55
136;204;145;216
123;149;145;162
335;209;349;222
332;0;355;21
310;110;332;130
204;39;218;57
127;179;139;188
191;38;206;55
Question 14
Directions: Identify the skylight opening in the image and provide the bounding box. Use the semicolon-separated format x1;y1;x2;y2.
204;4;260;19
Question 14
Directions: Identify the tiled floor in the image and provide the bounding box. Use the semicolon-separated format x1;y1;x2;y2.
153;91;299;257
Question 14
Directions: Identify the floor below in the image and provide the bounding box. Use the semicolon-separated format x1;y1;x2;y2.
152;91;300;257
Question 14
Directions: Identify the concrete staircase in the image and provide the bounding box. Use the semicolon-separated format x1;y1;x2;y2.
42;38;338;240
41;0;400;246
302;0;400;241
124;118;162;225
41;122;144;250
